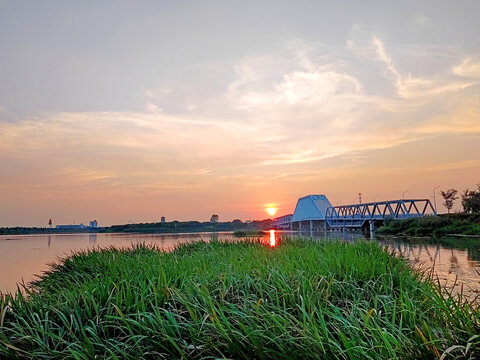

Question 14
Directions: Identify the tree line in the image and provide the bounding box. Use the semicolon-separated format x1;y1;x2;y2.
440;184;480;214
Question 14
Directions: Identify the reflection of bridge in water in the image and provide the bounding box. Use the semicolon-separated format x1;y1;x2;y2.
273;195;436;237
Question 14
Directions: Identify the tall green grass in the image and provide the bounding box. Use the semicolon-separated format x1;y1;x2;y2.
1;238;479;359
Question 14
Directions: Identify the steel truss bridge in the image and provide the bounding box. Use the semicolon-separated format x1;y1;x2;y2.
325;199;436;228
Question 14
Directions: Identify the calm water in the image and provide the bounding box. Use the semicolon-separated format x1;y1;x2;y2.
1;231;479;298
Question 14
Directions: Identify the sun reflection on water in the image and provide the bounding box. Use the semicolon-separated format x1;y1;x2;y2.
269;229;276;247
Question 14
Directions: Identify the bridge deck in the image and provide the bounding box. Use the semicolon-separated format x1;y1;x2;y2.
325;199;436;228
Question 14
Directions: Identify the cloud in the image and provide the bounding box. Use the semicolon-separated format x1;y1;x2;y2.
453;57;480;78
372;36;402;87
1;37;480;198
368;37;475;100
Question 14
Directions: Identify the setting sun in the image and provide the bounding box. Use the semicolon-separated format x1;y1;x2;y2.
266;207;277;216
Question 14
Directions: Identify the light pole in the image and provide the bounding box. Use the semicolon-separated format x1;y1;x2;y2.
433;186;440;214
402;190;408;200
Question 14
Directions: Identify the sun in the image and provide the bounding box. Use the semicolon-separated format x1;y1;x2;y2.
266;207;277;216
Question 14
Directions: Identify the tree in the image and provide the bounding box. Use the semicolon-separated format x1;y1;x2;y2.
462;184;480;213
210;214;219;223
440;188;458;214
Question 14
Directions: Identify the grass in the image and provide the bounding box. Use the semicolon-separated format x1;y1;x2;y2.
0;238;479;359
377;214;480;237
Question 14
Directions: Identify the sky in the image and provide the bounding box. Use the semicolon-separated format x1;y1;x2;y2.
1;0;480;226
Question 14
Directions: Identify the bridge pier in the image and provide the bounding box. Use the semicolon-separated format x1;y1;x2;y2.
369;220;375;239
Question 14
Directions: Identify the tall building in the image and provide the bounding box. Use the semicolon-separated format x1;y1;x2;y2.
161;216;166;223
89;220;98;228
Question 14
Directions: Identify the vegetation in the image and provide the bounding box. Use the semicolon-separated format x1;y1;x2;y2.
463;185;480;213
0;220;273;235
233;230;268;237
105;220;273;234
1;239;479;359
440;189;459;214
377;214;480;237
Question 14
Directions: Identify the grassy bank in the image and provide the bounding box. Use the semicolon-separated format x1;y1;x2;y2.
1;239;479;359
377;214;480;237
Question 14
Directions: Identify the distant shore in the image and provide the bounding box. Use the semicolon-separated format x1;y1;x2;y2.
0;219;273;236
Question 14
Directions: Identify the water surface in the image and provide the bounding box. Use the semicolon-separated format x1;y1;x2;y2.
1;231;479;298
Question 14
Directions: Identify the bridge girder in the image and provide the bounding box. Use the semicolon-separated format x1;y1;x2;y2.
325;199;436;228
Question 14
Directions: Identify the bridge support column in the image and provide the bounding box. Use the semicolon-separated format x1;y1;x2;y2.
369;220;375;239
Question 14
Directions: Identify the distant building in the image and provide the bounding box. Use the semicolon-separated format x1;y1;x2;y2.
56;224;86;230
161;216;166;223
89;220;98;228
210;214;219;223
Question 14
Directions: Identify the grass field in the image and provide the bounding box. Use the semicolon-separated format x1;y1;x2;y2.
1;238;479;359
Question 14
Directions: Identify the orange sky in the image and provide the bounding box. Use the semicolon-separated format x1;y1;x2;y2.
1;2;479;226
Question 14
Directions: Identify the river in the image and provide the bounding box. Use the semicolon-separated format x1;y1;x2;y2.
1;231;479;298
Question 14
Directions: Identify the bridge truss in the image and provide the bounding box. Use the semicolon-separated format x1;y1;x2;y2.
325;199;436;228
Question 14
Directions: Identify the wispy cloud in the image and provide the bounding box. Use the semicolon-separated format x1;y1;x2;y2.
2;38;480;177
1;34;480;224
453;57;480;78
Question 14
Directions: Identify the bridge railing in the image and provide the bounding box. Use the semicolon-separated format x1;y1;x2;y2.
325;199;436;227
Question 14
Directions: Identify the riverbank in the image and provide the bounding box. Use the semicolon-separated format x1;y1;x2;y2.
0;219;273;235
377;213;480;237
1;239;478;359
